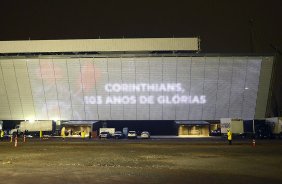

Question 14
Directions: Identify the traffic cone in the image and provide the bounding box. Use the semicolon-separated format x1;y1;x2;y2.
23;135;26;143
252;139;256;147
15;136;18;147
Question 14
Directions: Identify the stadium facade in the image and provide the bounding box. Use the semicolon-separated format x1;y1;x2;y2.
0;38;278;135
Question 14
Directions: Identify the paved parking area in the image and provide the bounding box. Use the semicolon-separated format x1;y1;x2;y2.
0;138;282;184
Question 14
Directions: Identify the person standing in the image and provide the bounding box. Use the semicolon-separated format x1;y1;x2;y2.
227;129;232;145
39;130;43;140
0;130;4;141
81;131;85;141
89;132;92;139
61;127;66;141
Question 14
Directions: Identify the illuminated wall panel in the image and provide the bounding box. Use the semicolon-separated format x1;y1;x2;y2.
0;56;267;120
202;57;219;120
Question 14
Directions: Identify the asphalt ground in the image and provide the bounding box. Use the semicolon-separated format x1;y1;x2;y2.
0;137;282;184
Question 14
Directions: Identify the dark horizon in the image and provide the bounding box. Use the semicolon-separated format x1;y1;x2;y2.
0;0;281;53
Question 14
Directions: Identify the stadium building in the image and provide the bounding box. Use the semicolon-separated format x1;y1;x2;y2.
0;38;279;136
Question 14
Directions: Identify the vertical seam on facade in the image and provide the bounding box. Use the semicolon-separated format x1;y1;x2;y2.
161;57;164;120
26;59;37;120
254;56;264;118
188;57;192;120
52;59;61;120
106;57;112;120
175;56;178;121
241;57;249;118
93;57;99;120
202;57;206;120
228;57;234;117
12;59;25;119
39;59;49;120
121;57;124;120
0;61;12;119
66;59;74;120
134;57;137;120
149;57;151;120
79;58;87;120
214;57;220;120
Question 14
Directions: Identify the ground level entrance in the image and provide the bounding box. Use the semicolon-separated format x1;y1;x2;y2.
176;121;213;137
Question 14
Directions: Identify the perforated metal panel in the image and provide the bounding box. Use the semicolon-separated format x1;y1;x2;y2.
0;56;268;120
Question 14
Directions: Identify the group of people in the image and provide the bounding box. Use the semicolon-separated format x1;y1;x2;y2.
60;128;89;141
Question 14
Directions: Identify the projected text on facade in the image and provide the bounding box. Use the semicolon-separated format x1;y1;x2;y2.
0;57;262;120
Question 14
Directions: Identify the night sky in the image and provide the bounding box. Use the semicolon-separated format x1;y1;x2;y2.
0;0;281;53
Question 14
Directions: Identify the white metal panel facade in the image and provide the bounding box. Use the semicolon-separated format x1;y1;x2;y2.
0;56;264;120
0;38;199;53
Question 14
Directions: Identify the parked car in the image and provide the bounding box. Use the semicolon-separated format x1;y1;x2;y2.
99;132;111;139
127;131;137;139
141;131;150;139
114;131;124;139
210;128;221;136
